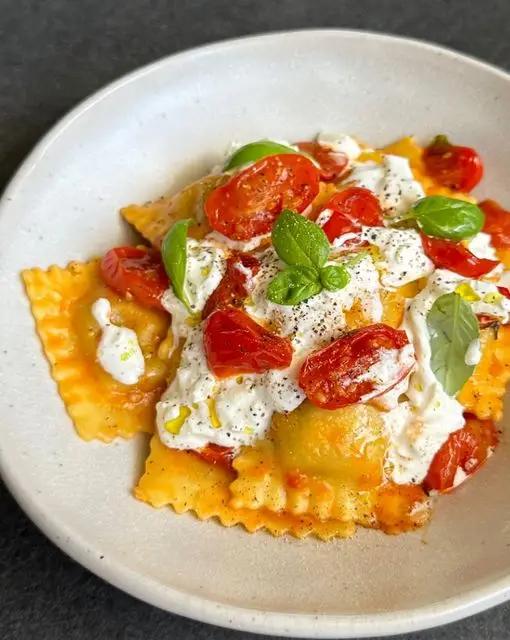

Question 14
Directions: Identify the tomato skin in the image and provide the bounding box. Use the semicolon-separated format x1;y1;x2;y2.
298;324;412;410
423;135;483;192
424;415;498;493
476;314;501;330
480;199;510;248
100;247;169;310
296;141;349;181
204;154;320;240
421;233;499;278
318;187;383;242
202;252;260;318
194;443;234;470
203;308;293;378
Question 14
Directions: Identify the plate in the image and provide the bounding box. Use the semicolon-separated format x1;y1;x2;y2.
1;30;510;638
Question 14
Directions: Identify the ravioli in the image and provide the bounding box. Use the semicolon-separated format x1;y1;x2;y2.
22;261;171;441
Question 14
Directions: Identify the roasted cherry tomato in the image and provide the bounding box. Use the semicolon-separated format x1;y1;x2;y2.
423;135;483;192
100;247;169;310
476;314;501;330
203;308;293;378
298;324;412;409
318;187;383;242
480;199;510;248
194;443;234;470
424;415;498;493
421;233;499;278
204;154;320;240
296;141;349;181
202;252;260;318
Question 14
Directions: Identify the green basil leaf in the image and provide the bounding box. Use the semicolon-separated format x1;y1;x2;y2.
272;209;330;269
224;140;301;171
427;292;479;395
412;196;484;240
319;265;351;291
161;218;193;312
267;265;322;305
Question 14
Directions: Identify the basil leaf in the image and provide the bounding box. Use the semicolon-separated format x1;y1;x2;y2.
272;210;330;269
224;140;300;171
412;196;484;240
427;292;479;395
267;265;322;305
320;265;351;291
161;219;193;312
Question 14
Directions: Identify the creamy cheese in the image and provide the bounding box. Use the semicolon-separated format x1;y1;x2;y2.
157;246;383;451
466;232;498;261
247;248;382;352
357;344;415;402
347;154;425;216
465;338;482;366
386;268;510;484
91;298;145;385
161;238;226;340
156;327;304;450
316;133;361;162
453;467;468;488
359;227;434;288
205;230;270;253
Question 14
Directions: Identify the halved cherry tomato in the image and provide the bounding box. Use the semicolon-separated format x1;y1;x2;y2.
424;415;498;493
202;252;260;318
298;324;412;409
480;199;510;248
194;443;234;470
423;136;483;191
318;187;383;242
296;141;349;181
421;233;499;278
423;135;483;192
204;154;320;240
203;308;293;378
100;247;169;310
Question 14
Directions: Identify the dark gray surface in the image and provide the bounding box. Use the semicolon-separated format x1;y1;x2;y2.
2;0;510;638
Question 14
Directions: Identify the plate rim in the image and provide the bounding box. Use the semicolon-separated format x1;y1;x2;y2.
2;28;510;638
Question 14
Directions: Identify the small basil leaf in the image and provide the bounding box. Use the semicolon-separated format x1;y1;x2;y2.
224;140;300;171
267;265;322;305
320;265;351;291
427;292;479;395
161;218;193;312
412;196;484;240
272;209;330;269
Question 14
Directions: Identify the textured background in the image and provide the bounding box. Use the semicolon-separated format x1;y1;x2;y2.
2;1;510;638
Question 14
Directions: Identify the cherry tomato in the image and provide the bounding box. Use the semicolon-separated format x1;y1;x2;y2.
202;252;260;318
498;286;510;299
480;199;510;248
421;233;499;278
424;415;498;493
194;443;234;470
203;308;293;378
318;187;383;242
423;135;483;192
204;154;320;240
296;141;349;181
476;314;501;330
298;324;412;410
100;247;169;310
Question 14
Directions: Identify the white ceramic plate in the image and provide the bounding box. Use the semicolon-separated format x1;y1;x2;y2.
2;30;510;638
